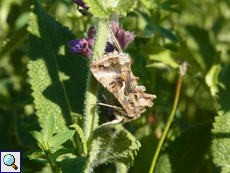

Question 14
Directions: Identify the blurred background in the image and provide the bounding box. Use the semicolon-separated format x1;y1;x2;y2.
0;0;229;172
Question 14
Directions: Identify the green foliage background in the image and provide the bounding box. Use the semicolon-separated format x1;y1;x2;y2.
0;0;230;172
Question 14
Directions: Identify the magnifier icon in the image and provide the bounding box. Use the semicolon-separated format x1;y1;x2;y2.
3;154;18;170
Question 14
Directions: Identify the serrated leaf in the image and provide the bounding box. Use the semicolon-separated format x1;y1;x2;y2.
83;0;110;18
155;25;178;42
49;130;75;148
70;124;87;155
84;0;135;18
154;122;212;173
27;0;87;133
30;131;44;144
43;113;55;141
57;157;88;173
221;167;230;173
112;0;136;17
212;63;230;171
86;124;141;171
212;111;230;171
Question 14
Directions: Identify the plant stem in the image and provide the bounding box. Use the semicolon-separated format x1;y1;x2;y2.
46;154;57;173
116;162;127;173
83;18;110;144
149;63;187;173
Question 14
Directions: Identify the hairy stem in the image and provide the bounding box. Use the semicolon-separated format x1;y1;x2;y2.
83;18;110;144
46;154;57;173
116;162;128;173
149;62;187;173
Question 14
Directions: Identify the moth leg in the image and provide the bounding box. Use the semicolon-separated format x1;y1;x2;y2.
84;101;125;127
98;117;123;127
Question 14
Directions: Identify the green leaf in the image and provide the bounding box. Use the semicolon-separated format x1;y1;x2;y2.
57;157;88;173
143;46;180;69
160;0;178;6
133;125;158;173
112;0;136;17
212;111;230;171
144;23;156;37
143;24;178;42
155;25;178;42
159;6;181;14
205;52;221;96
154;122;212;173
84;0;136;18
216;63;230;113
85;124;141;171
30;131;44;144
177;35;203;74
83;0;110;18
43;113;55;141
186;25;216;67
0;25;28;58
27;0;87;133
53;148;73;156
159;0;181;14
212;62;230;171
134;9;152;24
49;130;75;148
70;124;87;155
28;151;46;160
24;150;47;163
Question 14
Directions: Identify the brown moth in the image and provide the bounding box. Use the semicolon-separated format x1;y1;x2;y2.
90;51;156;123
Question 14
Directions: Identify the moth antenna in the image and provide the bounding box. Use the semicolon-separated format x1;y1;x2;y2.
109;27;122;53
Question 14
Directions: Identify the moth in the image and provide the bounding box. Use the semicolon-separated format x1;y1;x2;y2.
90;51;156;124
90;27;156;124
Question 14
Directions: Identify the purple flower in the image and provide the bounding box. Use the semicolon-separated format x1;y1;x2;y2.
72;0;88;10
110;21;136;50
68;26;95;58
68;23;136;58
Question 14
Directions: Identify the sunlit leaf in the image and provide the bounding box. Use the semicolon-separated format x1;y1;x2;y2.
85;124;141;171
43;113;55;141
30;131;44;144
143;46;179;69
49;130;75;148
70;124;87;155
84;0;135;18
212;62;230;172
27;0;87;133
